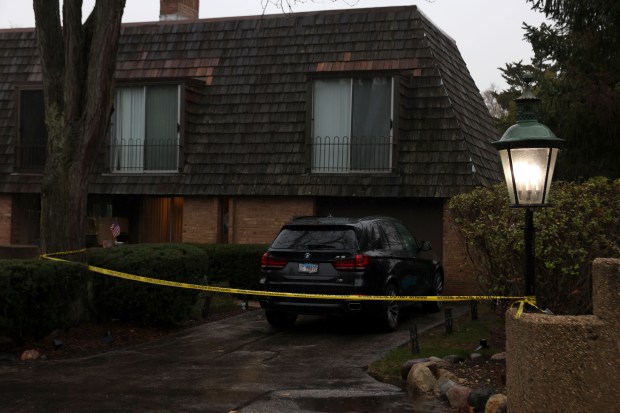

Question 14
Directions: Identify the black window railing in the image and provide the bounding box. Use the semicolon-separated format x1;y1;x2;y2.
110;138;180;172
16;141;46;171
312;136;393;173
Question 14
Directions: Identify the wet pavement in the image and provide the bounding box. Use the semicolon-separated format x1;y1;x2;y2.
0;304;465;412
236;388;453;413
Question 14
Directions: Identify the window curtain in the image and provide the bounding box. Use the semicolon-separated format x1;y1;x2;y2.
351;77;391;170
145;85;179;171
313;79;351;172
113;87;145;171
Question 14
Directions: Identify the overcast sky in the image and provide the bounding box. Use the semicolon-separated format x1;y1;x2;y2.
0;0;549;91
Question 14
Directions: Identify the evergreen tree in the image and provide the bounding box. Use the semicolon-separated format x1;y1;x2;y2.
496;0;620;180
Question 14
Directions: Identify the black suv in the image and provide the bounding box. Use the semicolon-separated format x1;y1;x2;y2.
259;216;444;331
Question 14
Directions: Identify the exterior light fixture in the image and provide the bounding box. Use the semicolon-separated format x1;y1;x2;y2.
492;73;565;298
492;73;564;207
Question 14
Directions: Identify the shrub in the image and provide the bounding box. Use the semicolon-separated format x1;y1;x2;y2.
449;177;620;315
0;243;266;339
0;260;90;342
88;243;209;327
193;243;267;292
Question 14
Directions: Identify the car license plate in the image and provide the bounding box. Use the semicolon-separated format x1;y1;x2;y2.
298;263;319;274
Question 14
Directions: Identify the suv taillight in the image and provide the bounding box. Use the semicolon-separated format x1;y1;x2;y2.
261;252;287;270
333;254;371;271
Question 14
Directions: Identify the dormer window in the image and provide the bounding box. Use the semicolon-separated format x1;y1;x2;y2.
110;84;181;173
311;77;393;173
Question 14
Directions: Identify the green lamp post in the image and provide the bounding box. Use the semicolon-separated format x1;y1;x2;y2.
492;73;565;298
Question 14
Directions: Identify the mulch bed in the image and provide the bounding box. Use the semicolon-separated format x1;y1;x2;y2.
4;307;250;361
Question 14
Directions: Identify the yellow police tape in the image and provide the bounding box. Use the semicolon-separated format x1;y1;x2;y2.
40;249;537;310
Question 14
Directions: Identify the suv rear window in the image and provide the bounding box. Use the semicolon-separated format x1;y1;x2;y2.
271;226;358;250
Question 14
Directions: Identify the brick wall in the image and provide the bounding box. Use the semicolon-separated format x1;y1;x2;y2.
182;196;315;245
229;197;315;244
0;195;12;245
182;197;219;243
442;200;477;295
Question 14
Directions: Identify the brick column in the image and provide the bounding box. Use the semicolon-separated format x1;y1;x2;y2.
0;195;12;245
442;201;477;295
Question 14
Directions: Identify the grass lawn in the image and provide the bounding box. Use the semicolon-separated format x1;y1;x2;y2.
368;302;506;383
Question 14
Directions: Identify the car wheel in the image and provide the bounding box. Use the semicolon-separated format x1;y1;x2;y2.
423;272;444;313
264;309;297;329
376;283;400;332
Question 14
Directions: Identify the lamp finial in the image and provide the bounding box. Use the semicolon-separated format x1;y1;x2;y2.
515;72;540;122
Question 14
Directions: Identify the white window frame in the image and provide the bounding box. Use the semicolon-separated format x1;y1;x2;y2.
111;84;181;173
311;77;394;173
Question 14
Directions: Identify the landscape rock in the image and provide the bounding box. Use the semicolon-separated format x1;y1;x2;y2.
402;353;508;410
428;356;450;367
400;358;430;380
20;349;41;361
485;393;508;413
437;368;459;382
418;360;439;376
446;384;472;412
468;388;494;412
407;363;437;394
437;377;456;399
470;352;484;363
490;352;506;361
443;354;466;364
52;338;64;350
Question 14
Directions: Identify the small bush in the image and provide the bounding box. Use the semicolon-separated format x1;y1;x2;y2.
0;260;90;342
449;177;620;315
88;243;209;327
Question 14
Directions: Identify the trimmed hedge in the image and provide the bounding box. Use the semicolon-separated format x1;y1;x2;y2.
0;260;90;342
0;243;268;341
88;243;210;327
193;243;268;291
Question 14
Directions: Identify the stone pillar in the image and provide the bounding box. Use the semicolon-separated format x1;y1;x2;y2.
505;258;620;413
592;258;620;323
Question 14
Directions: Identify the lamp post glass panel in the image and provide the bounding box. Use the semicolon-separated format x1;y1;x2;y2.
492;74;564;299
499;146;559;206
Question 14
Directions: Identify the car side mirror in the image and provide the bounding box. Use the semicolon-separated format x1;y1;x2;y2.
419;240;432;252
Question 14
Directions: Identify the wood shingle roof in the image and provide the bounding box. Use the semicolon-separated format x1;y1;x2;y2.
0;5;501;198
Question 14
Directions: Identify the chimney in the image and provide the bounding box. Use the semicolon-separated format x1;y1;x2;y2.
159;0;199;21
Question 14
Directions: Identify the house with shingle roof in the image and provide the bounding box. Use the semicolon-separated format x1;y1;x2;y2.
0;1;501;294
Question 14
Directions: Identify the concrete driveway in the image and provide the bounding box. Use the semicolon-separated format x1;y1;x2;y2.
0;304;466;412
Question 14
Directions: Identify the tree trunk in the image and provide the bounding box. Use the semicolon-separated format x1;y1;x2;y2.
33;0;126;253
